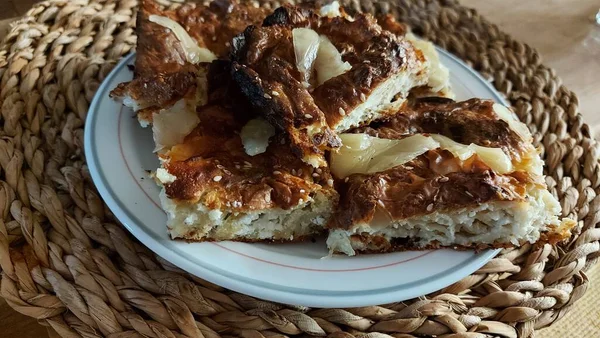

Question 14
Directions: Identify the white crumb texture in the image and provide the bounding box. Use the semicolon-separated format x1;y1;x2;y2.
162;189;334;241
327;186;562;255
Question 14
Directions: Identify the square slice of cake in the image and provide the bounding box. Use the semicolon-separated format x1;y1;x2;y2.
326;97;575;255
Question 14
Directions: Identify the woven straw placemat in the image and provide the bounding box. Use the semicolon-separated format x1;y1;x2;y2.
0;0;598;337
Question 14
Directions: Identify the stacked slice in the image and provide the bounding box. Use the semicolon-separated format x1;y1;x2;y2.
110;0;574;252
327;97;574;255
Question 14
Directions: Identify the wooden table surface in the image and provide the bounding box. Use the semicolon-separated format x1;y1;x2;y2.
0;0;599;337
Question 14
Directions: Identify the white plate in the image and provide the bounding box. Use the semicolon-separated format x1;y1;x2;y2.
85;49;506;308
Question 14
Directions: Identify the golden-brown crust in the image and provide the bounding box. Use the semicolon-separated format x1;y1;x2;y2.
231;4;425;165
110;0;268;119
354;97;528;161
163;104;337;212
328;150;532;230
329;97;544;231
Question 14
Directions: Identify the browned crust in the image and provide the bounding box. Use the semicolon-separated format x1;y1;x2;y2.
110;0;268;121
162;103;337;211
328;149;534;231
339;221;575;255
231;4;425;165
353;97;529;161
173;232;324;243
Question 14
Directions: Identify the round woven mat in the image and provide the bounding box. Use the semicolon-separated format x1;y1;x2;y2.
0;0;598;337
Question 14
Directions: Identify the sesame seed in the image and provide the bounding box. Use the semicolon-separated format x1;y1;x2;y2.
404;166;414;170
271;91;279;96
213;175;222;182
304;114;313;119
297;169;303;176
217;164;224;169
312;173;320;178
235;164;241;169
280;138;286;145
316;168;322;174
426;203;434;212
299;189;306;193
344;177;350;182
380;52;386;57
339;107;346;116
273;170;282;175
291;169;297;175
327;179;334;186
212;36;217;41
265;195;271;203
244;161;252;167
360;93;366;102
263;93;272;99
440;176;449;182
465;191;474;198
363;60;371;64
225;42;231;47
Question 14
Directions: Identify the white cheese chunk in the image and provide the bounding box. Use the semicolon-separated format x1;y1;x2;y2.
149;15;216;64
240;118;276;156
314;35;352;85
292;28;320;84
155;168;177;184
152;99;200;151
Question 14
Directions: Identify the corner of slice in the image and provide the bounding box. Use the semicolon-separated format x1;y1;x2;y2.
327;98;575;255
109;0;268;130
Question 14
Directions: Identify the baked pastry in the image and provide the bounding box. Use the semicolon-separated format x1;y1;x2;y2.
155;61;338;241
231;3;449;166
326;97;575;255
110;0;268;150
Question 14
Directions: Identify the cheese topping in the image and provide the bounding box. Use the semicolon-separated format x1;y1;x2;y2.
292;28;351;86
292;28;320;84
492;103;532;142
152;99;200;151
405;33;450;93
331;133;513;178
240;118;276;156
149;15;216;64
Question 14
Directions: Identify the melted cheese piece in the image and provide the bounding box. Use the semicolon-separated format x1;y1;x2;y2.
314;35;352;85
406;33;450;93
240;118;276;156
152;99;200;151
292;28;351;86
292;28;320;84
331;133;513;178
149;15;216;64
492;103;532;142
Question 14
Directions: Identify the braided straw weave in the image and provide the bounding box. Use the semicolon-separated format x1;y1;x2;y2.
0;0;598;337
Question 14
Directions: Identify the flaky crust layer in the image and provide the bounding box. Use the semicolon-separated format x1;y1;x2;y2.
231;4;426;165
